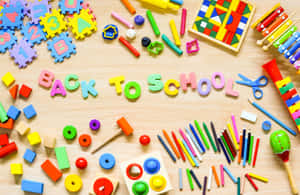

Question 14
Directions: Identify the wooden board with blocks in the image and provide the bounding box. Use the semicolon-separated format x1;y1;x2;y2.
120;152;173;195
189;0;256;52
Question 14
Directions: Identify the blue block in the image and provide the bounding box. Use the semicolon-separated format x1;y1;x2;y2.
240;16;248;23
7;105;21;120
236;28;244;36
23;148;36;163
198;10;206;18
21;179;44;194
203;0;210;6
286;95;300;107
23;104;36;119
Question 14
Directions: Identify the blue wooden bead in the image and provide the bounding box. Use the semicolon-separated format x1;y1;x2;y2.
23;104;37;119
134;15;145;25
99;153;115;170
7;105;21;120
23;148;36;163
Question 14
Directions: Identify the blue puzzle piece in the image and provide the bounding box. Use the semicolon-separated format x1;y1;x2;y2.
59;0;83;14
7;105;21;120
21;23;47;45
0;4;23;30
23;148;36;163
0;30;17;53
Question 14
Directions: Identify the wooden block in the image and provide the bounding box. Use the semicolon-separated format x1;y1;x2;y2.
23;148;36;163
15;121;30;135
55;146;70;170
9;84;19;99
10;163;23;175
0;134;9;146
27;132;41;145
19;84;32;98
21;179;44;194
89;175;119;195
0;118;14;130
41;159;62;182
43;136;56;149
2;72;15;87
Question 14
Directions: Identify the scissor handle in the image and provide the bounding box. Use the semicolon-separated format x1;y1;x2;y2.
257;76;268;86
253;87;263;99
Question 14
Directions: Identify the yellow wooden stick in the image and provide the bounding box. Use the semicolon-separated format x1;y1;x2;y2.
178;140;195;167
169;19;181;46
248;173;269;183
227;123;239;150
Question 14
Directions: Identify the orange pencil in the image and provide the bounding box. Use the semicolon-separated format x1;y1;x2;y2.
212;165;220;187
121;0;136;14
162;130;180;159
238;134;243;164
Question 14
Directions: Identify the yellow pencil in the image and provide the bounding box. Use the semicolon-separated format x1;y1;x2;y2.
169;19;181;46
248;173;268;183
227;123;239;150
178;140;195;167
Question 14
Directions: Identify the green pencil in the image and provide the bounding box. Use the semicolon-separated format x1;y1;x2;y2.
186;168;194;190
203;122;217;152
237;177;240;195
248;135;254;165
194;120;210;149
221;135;234;161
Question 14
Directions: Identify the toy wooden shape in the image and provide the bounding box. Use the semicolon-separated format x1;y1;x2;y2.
9;84;18;99
89;175;119;195
0;118;14;130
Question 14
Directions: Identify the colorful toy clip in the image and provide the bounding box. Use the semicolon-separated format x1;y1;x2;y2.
186;39;199;54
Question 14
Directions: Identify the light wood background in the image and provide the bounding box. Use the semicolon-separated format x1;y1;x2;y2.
0;0;300;194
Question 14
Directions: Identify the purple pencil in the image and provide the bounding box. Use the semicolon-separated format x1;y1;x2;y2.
203;176;208;195
179;128;196;156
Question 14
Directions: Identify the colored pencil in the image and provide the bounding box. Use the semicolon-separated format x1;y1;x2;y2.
210;121;220;152
218;137;231;164
186;127;204;154
203;122;217;152
162;130;180;159
182;139;199;167
194;120;210;149
241;174;246;194
245;173;258;191
227;123;239;150
157;135;176;162
248;135;254;165
238;134;243;164
190;123;206;153
243;136;248;167
179;168;183;190
223;130;236;157
231;114;240;143
252;137;260;167
220;164;225;186
248;98;296;135
171;131;186;161
203;176;207;195
190;169;202;189
179;128;196;156
248;173;268;183
178;139;195;167
223;165;237;183
186;168;194;190
185;131;203;162
208;167;212;191
221;135;234;161
241;129;246;158
246;132;251;161
212;165;220;187
237;177;241;195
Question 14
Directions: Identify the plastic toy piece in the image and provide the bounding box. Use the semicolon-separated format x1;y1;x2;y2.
91;117;134;154
102;24;118;40
27;0;51;24
211;72;225;90
59;0;83;14
186;39;199;54
162;34;183;55
99;153;116;169
63;125;77;140
9;0;28;16
2;72;15;87
81;79;98;98
180;8;187;36
79;134;92;147
0;4;23;30
40;9;67;39
225;79;239;97
139;135;151;146
111;11;134;29
64;74;80;91
0;134;9;146
262;120;272;131
23;148;36;163
126;29;136;40
65;174;83;192
21;23;47;45
15;121;30;135
41;159;62;182
19;84;32;98
89;119;100;131
137;0;180;11
9;39;37;69
43;136;56;149
76;157;88;169
89;175;119;195
68;9;97;40
0;102;8;123
21;179;44;194
147;41;164;55
121;0;136;14
109;76;125;95
55;146;70;170
0;118;13;130
240;110;257;123
23;104;37;119
169;19;181;46
51;80;67;97
27;132;41;145
119;36;140;57
0;30;17;53
134;15;144;25
9;84;19;99
141;37;151;47
11;163;23;175
146;10;160;36
47;32;76;63
198;78;211;96
0;142;17;158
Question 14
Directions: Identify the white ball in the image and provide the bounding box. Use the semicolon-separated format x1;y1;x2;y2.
126;29;136;40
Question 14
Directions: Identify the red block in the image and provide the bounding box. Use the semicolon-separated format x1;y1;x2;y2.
0;142;17;158
0;118;14;130
0;134;9;146
41;160;62;182
236;1;246;15
19;84;32;98
282;88;297;101
9;84;18;99
203;28;212;36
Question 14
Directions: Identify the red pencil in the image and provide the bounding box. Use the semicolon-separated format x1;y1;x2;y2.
245;173;258;191
252;137;260;167
119;36;140;57
223;130;236;157
171;131;186;161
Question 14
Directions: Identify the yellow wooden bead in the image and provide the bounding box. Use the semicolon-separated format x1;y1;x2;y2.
2;72;15;87
27;132;41;145
64;174;82;192
10;163;23;175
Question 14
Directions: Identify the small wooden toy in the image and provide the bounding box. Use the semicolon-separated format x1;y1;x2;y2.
19;84;32;98
99;153;116;170
189;0;256;52
119;36;140;57
41;159;62;182
0;102;8;123
240;110;257;123
89;119;100;131
146;10;160;36
139;135;151;146
91;117;134;154
111;11;134;29
15;121;30;136
0;133;9;146
23;104;37;119
27;132;41;146
64;174;83;192
43;136;56;149
120;152;173;195
7;105;21;120
79;134;92;147
270;130;298;195
76;157;88;169
169;19;181;46
2;72;15;87
121;0;136;14
10;163;23;175
55;146;70;170
63;125;77;140
0;142;18;158
89;175;119;195
9;84;19;99
162;34;183;55
21;179;44;194
23;148;36;163
0;118;14;130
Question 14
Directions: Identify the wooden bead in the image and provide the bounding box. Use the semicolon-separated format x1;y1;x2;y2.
64;174;83;192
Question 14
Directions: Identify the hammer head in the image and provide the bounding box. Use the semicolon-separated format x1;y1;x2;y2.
117;117;134;136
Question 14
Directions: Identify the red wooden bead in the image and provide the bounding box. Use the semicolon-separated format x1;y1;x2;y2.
78;134;92;147
139;135;151;145
19;84;32;98
75;157;88;169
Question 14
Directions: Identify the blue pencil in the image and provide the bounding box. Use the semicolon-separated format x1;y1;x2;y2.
185;127;204;154
241;129;246;159
223;165;237;183
189;123;206;153
182;139;199;167
243;136;248;167
248;99;296;135
157;135;176;162
218;138;231;164
190;169;202;189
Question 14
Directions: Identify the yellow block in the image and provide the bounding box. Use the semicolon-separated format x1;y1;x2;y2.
275;77;291;88
169;19;181;46
230;0;240;12
216;27;227;41
289;102;300;113
267;19;292;43
205;4;215;19
109;76;125;95
251;3;281;29
248;173;269;183
27;132;41;146
1;72;15;87
10;163;23;175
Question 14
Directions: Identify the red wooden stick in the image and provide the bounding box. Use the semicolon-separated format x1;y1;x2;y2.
245;173;259;191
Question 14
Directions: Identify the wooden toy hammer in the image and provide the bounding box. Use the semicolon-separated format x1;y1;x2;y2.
91;117;134;154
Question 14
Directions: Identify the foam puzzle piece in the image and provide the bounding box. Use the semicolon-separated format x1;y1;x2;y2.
198;78;212;96
211;72;225;89
68;9;97;40
102;24;119;40
47;32;76;63
27;0;51;24
9;38;37;69
21;179;44;194
15;121;30;135
0;30;17;53
23;148;36;163
225;78;239;97
27;132;41;145
0;3;23;30
64;74;80;91
59;0;83;14
10;163;23;175
41;159;62;182
23;104;36;119
9;84;19;99
89;175;119;195
19;84;32;98
40;9;67;39
9;0;28;16
2;72;15;87
39;70;55;89
109;76;125;94
43;136;56;149
51;79;67;97
55;146;70;170
81;79;98;98
7;105;21;120
21;23;47;45
0;133;9;146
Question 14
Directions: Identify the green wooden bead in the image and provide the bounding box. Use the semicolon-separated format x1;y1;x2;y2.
124;81;141;100
63;125;77;140
64;74;80;91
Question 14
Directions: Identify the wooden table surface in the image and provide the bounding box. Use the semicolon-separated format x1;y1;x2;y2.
1;0;300;194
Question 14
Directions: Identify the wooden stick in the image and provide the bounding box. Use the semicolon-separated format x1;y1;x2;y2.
91;130;123;154
284;161;299;195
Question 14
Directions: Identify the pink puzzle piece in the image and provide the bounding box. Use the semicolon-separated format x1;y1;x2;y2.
225;78;239;97
186;39;199;54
